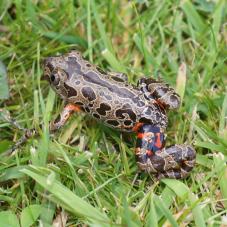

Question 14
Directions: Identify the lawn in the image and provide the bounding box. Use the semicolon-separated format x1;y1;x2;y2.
0;0;227;226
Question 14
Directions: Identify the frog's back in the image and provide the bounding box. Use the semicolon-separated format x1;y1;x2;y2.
45;51;168;131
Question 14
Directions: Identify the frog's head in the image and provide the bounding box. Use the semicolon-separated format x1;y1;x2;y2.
43;51;82;99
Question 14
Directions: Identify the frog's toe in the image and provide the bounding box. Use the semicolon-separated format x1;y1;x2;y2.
160;144;196;179
183;145;196;161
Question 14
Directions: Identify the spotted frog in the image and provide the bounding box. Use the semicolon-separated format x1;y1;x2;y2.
43;51;195;179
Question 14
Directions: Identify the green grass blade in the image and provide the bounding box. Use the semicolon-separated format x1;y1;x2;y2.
43;32;87;48
132;2;151;74
189;193;206;227
156;187;175;220
195;140;227;154
0;139;12;153
33;89;39;128
154;195;179;227
122;197;141;227
219;91;227;137
102;49;126;73
196;154;213;168
133;33;157;70
86;0;93;62
91;1;113;52
21;166;110;225
212;0;226;39
0;211;20;227
0;60;9;99
56;142;89;196
40;202;56;227
213;153;227;208
43;88;55;127
181;0;206;32
174;11;184;60
0;166;26;182
25;0;38;28
161;179;189;200
20;204;42;227
145;194;158;227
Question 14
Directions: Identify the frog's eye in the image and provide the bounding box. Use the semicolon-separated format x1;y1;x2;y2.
50;72;60;86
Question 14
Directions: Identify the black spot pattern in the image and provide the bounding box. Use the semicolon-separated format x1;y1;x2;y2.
106;120;119;126
54;115;61;124
124;120;132;126
139;117;152;124
85;107;90;113
96;103;111;116
64;83;77;97
74;102;85;111
111;76;125;82
75;101;84;106
81;86;96;101
115;109;137;122
96;67;106;75
93;113;101;119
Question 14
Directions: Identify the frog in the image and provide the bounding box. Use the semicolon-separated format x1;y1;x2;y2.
43;50;196;179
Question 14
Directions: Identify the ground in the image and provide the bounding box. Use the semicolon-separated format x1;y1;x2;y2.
0;0;227;226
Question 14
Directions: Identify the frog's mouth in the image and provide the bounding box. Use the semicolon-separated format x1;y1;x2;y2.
41;72;50;83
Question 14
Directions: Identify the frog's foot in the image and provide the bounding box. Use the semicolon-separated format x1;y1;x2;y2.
137;77;180;110
50;103;80;131
137;144;196;179
156;145;196;179
134;124;196;179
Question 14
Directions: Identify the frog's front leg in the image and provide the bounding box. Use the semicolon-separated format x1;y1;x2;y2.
134;124;196;179
137;77;180;110
50;103;80;131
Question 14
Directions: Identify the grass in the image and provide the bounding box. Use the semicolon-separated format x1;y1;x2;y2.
0;0;227;226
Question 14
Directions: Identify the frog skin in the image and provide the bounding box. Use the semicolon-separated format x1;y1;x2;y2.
43;51;196;179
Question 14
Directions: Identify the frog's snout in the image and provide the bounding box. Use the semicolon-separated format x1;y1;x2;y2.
42;57;54;82
43;57;54;69
43;58;48;66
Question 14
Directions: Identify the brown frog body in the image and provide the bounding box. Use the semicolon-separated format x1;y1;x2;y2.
43;51;195;179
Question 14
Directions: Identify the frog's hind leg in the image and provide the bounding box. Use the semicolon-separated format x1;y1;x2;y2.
50;103;80;131
137;77;180;110
155;145;196;179
135;124;196;179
